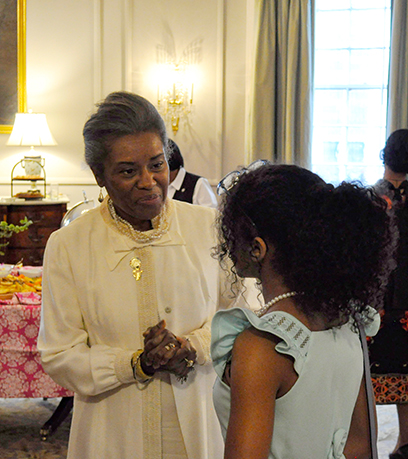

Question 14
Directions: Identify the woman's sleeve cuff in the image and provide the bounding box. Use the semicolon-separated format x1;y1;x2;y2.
185;329;211;365
114;350;136;384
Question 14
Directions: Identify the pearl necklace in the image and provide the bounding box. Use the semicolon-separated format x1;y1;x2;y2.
255;291;298;317
108;198;170;243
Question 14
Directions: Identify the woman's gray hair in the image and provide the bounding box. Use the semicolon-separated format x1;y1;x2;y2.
83;91;168;176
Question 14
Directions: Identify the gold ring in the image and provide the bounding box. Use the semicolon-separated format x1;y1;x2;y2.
164;343;176;351
184;359;194;368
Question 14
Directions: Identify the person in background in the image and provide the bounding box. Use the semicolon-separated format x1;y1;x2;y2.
38;92;228;459
167;138;218;208
211;162;395;459
369;129;408;459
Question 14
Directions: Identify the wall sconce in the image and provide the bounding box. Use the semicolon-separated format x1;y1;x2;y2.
157;63;194;135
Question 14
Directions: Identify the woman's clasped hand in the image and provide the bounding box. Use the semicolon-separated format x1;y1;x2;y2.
142;319;197;380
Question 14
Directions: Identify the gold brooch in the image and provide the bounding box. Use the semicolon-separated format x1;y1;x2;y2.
130;257;143;281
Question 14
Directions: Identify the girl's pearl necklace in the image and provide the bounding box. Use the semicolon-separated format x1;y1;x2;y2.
255;291;298;317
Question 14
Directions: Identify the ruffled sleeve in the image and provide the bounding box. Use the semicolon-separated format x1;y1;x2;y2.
363;306;381;337
211;308;312;378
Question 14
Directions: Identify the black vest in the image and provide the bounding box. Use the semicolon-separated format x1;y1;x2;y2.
173;171;201;204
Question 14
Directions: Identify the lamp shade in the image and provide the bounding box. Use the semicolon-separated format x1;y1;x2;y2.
6;113;57;146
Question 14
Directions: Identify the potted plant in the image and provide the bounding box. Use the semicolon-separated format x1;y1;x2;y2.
0;217;33;256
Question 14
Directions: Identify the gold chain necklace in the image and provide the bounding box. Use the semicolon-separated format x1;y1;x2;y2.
108;198;170;243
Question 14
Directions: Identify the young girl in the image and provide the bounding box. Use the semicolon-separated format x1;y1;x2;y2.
211;163;395;459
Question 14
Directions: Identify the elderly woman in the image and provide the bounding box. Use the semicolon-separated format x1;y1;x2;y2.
38;92;226;459
211;163;395;459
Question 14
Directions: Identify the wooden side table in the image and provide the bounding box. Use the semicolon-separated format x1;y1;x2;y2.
0;198;69;266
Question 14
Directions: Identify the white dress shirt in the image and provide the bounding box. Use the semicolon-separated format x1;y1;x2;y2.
168;167;218;208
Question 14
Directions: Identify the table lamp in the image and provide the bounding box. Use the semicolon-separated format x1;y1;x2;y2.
7;111;57;198
7;110;57;150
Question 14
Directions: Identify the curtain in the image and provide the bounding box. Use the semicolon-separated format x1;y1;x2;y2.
387;0;408;133
248;0;314;168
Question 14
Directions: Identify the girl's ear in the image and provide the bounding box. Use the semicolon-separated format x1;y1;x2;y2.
250;237;268;262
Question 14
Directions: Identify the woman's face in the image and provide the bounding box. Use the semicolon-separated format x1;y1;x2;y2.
95;132;169;231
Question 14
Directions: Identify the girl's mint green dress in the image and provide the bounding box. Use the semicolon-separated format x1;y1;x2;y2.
211;307;379;459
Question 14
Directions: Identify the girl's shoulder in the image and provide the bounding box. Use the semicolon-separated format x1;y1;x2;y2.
211;308;311;379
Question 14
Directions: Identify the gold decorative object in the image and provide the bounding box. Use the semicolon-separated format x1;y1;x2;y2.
130;257;143;281
157;62;195;135
0;0;26;134
10;158;46;199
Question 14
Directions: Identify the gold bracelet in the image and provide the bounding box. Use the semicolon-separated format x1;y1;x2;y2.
131;350;153;383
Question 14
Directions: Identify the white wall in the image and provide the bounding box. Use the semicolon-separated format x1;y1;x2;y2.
0;0;254;208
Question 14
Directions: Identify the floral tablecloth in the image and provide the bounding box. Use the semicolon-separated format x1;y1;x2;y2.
0;294;73;398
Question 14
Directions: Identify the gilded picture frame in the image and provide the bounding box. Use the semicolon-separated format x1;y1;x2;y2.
0;0;27;134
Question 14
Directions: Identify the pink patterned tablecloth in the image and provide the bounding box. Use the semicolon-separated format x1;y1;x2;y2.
0;301;73;398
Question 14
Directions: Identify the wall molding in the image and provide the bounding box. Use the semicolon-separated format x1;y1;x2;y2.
93;0;102;103
0;178;97;186
122;0;133;91
215;0;225;181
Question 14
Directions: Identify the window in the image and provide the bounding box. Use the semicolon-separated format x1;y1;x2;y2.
312;0;391;185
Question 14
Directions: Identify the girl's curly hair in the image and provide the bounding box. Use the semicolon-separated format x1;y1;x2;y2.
214;164;396;323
